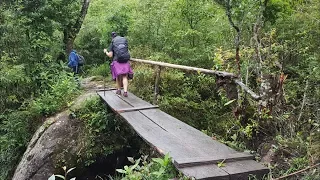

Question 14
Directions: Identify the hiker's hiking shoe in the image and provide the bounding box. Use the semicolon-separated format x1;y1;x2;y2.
123;92;128;97
116;89;121;95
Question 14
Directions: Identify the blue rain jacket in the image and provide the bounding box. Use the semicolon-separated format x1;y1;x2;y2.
68;50;79;68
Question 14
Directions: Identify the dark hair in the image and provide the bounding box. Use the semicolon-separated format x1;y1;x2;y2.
111;32;117;38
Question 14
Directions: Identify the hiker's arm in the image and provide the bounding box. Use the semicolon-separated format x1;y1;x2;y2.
104;48;113;58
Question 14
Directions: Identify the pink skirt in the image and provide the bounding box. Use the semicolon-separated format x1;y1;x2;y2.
110;61;134;81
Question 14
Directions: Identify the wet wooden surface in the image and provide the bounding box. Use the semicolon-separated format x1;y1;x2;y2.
97;90;269;179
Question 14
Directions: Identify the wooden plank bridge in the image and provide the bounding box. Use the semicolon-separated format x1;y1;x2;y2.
97;89;269;180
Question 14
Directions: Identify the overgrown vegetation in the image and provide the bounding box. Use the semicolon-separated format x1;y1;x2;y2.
73;97;131;167
0;0;84;179
59;97;182;179
0;72;80;179
114;154;182;180
79;0;319;179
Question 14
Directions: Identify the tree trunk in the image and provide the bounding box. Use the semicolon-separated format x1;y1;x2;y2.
64;0;91;55
225;0;241;77
252;0;276;115
223;0;244;120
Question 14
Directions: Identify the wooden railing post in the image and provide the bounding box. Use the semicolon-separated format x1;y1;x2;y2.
153;66;162;105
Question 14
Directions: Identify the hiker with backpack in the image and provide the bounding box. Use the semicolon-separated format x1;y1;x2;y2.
68;49;84;74
68;49;84;86
104;32;133;97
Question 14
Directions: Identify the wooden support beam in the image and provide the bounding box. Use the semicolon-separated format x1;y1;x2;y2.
116;105;159;113
174;153;254;168
153;66;162;105
96;88;117;93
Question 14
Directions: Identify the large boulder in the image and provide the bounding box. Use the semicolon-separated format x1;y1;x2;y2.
12;92;97;180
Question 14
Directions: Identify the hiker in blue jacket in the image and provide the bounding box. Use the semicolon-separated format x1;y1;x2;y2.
68;49;80;86
68;50;79;74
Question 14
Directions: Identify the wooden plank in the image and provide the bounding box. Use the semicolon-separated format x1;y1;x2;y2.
96;88;117;92
111;90;153;107
178;164;230;180
120;95;255;164
116;105;159;113
140;109;238;157
98;91;234;158
178;160;269;180
174;153;254;168
98;90;152;110
220;160;269;180
120;111;208;159
120;111;230;179
97;91;132;111
97;90;268;179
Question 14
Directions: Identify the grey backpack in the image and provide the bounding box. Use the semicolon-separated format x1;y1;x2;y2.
112;36;130;63
77;54;85;66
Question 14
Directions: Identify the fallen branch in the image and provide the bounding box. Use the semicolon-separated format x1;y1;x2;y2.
272;163;320;180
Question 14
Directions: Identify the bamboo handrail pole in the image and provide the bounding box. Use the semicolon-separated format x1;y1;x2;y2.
130;58;237;78
234;79;261;100
130;58;261;100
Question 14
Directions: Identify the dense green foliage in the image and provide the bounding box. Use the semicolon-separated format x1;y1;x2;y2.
78;0;319;179
0;71;79;179
1;0;319;179
0;0;83;179
74;97;131;166
114;154;183;180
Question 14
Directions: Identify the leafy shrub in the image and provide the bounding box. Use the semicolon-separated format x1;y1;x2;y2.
74;97;134;166
0;111;32;179
129;65;154;101
75;28;106;65
29;71;80;116
0;70;80;180
0;54;33;113
129;45;154;60
48;166;76;180
87;63;111;78
115;154;187;180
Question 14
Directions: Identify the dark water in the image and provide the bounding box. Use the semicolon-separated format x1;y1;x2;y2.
77;146;140;180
